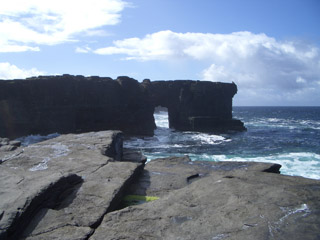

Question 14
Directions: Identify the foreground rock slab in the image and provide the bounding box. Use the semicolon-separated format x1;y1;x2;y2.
92;156;320;240
0;131;145;240
1;134;319;240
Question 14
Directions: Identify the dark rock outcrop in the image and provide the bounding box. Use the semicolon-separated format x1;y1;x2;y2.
0;75;245;139
143;80;245;132
0;75;155;139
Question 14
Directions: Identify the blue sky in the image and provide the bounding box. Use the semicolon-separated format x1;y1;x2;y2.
0;0;319;106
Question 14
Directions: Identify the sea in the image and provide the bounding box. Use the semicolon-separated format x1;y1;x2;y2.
17;106;320;180
124;106;320;180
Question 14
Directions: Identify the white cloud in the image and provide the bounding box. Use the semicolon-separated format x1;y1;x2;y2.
0;43;40;53
94;30;320;105
75;46;92;53
0;0;127;52
296;76;306;84
0;62;45;79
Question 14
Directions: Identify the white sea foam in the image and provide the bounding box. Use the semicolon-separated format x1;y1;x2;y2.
191;133;230;145
190;152;320;180
124;130;230;150
153;111;231;145
126;109;320;180
246;117;320;130
154;111;169;128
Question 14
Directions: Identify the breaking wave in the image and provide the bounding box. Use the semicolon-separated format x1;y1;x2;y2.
125;107;320;180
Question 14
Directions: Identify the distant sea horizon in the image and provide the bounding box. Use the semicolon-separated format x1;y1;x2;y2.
233;105;320;107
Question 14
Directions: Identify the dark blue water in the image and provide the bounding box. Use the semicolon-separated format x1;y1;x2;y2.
125;107;320;179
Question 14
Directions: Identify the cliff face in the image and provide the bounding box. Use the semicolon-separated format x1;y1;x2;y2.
0;75;245;139
0;75;155;139
143;80;245;132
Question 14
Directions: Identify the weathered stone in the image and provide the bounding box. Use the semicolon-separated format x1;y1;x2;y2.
0;75;245;139
0;139;20;153
0;131;145;240
128;156;281;197
0;145;16;152
8;141;21;147
0;138;9;146
0;76;155;139
91;156;320;240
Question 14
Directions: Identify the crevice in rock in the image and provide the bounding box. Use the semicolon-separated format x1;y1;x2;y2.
52;182;83;210
85;161;146;239
223;175;235;179
16;177;25;185
3;174;83;240
187;173;200;183
100;132;123;161
89;162;109;175
24;222;82;238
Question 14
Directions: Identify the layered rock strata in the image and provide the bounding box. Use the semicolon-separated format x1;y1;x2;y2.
0;75;245;139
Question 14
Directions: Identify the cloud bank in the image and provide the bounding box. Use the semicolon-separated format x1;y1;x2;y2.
0;62;45;80
94;30;320;105
0;0;127;52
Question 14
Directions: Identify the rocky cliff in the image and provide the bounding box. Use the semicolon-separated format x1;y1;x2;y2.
0;75;155;139
0;75;245;139
143;79;245;132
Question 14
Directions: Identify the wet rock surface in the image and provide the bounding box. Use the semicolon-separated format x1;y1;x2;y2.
0;131;145;240
92;156;320;240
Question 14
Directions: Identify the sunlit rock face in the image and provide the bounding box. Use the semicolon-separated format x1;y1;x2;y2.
0;75;245;139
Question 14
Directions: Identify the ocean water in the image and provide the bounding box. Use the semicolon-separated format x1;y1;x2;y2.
125;107;320;180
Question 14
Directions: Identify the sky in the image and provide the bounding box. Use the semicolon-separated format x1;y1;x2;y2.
0;0;319;106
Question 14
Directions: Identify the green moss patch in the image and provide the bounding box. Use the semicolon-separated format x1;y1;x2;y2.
122;195;159;207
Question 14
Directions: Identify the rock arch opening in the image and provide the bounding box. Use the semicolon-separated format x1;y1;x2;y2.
153;106;169;129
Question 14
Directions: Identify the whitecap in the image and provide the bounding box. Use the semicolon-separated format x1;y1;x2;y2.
193;152;320;180
247;117;320;131
191;133;229;145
